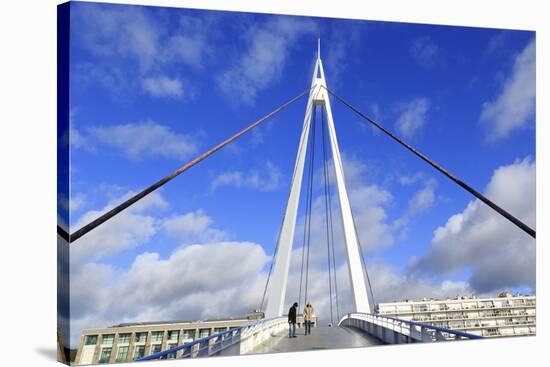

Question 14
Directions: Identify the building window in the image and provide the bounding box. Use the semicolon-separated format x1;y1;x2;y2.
118;333;131;344
84;335;98;345
133;346;145;359
413;304;428;312
102;334;114;346
151;331;164;343
199;329;211;338
213;327;227;334
98;347;112;363
168;330;179;341
135;332;147;343
151;345;162;354
167;344;178;359
115;346;128;362
183;329;195;340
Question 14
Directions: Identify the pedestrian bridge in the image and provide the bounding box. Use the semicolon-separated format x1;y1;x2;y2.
135;313;482;361
61;40;529;365
220;325;382;356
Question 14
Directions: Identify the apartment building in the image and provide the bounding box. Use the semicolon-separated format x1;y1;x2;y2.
377;292;535;338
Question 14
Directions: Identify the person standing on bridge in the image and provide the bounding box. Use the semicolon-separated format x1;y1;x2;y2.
288;302;298;338
304;303;314;335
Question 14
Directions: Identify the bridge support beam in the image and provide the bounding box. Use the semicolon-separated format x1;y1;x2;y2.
265;44;373;318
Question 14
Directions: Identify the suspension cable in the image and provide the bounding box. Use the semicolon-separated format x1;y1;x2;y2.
322;107;341;322
320;104;334;325
323;86;536;239
351;210;377;311
69;88;311;244
303;105;317;306
259;94;318;312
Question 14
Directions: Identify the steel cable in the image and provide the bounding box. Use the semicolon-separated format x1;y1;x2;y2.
69;88;311;244
324;86;535;239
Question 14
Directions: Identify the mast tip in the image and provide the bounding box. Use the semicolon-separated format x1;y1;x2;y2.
317;37;321;59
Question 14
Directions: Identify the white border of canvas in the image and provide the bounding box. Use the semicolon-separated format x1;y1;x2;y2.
0;1;545;367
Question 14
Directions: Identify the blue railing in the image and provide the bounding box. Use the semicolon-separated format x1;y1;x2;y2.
135;316;286;361
339;312;484;342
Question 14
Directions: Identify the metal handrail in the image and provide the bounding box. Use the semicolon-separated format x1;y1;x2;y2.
340;312;484;341
135;316;286;361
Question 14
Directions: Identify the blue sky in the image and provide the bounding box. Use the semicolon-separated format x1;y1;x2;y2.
65;1;535;345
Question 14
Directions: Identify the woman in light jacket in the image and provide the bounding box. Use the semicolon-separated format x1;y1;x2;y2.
303;303;314;335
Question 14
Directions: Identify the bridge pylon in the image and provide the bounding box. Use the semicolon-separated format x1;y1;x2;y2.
265;41;373;318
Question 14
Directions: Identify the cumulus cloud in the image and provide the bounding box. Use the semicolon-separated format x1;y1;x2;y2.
161;210;228;243
164;14;219;69
409;157;535;293
480;39;535;141
410;36;444;68
217;17;317;104
87;121;199;161
393;178;437;235
211;161;284;192
74;4;160;72
69;199;270;347
398;171;424;186
70;241;269;347
323;24;362;88
331;156;395;253
72;4;219;99
70;191;168;264
141;75;184;98
70;193;87;212
286;155;394;286
395;98;430;138
368;261;472;304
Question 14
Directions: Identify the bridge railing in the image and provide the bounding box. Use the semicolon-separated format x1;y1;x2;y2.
135;316;288;361
339;312;483;344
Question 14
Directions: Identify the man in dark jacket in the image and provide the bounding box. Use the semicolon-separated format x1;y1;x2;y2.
288;302;298;338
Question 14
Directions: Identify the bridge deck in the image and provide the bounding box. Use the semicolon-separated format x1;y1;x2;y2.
219;326;382;356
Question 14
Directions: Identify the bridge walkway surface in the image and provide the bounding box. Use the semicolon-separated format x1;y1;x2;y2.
219;326;382;356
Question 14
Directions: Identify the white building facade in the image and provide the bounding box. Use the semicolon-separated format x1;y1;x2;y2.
377;292;535;338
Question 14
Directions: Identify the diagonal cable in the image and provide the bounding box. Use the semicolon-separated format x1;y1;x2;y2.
69;88;311;244
323;86;536;239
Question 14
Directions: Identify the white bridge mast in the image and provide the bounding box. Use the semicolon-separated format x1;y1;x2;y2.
265;40;372;318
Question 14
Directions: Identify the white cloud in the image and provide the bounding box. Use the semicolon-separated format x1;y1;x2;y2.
407;179;437;215
70;191;168;264
70;241;268;347
368;261;472;304
480;40;535;141
324;25;362;88
395;98;430;138
398;171;424;186
410;36;443;67
75;4;160;73
289;156;394;276
211;161;284;192
73;5;219;99
88;121;199;161
217;17;317;104
393;179;437;234
70;193;87;212
141;75;184;98
161;210;228;243
409;157;535;293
